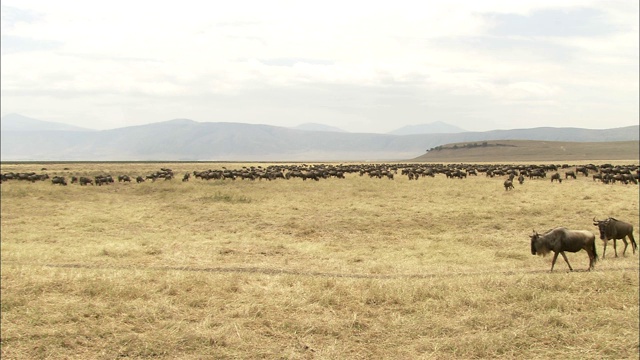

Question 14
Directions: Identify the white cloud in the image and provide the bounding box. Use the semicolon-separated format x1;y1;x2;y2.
1;0;638;133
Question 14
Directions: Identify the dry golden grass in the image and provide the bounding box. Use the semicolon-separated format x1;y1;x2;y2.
1;161;639;359
415;140;640;162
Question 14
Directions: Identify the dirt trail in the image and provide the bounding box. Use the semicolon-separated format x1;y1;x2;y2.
6;262;638;279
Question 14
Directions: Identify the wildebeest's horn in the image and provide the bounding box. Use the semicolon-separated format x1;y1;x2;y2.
593;217;599;224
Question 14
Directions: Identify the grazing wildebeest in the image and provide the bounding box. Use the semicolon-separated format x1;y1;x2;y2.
95;175;114;186
51;176;67;186
136;176;145;183
182;173;190;182
503;179;514;191
79;177;93;186
529;169;546;179
565;171;576;179
517;174;525;185
576;167;589;177
550;173;562;183
624;174;638;185
530;228;598;271
593;217;637;258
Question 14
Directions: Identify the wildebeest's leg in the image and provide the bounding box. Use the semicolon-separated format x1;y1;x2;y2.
550;252;559;271
602;240;608;259
629;233;638;254
586;249;595;270
559;251;573;271
621;238;628;257
613;239;618;257
549;251;568;271
588;241;598;270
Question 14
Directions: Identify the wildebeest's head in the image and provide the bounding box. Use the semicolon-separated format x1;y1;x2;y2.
530;231;540;255
530;230;553;256
593;217;608;240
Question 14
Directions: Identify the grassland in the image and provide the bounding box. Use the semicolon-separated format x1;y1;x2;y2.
1;161;639;359
414;140;640;162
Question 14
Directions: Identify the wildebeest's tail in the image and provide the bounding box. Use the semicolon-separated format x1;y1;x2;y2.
592;240;599;263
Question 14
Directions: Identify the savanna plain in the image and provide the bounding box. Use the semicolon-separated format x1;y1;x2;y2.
1;161;639;359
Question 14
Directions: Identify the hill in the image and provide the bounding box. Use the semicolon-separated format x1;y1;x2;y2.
388;121;467;135
289;123;347;132
1;114;638;161
412;140;640;162
0;113;94;132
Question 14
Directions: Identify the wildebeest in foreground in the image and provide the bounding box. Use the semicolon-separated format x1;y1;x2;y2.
503;179;514;191
593;217;637;258
530;228;598;271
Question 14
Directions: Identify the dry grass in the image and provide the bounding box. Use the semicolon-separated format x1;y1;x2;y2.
415;140;640;162
1;161;639;359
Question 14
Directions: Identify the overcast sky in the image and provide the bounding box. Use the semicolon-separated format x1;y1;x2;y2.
1;1;638;133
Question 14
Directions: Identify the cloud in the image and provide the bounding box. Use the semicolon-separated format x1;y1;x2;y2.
1;35;61;54
0;1;637;133
1;5;41;29
259;58;334;67
485;8;618;37
1;5;60;54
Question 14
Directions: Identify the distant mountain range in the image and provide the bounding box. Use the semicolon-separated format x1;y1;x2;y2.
387;121;466;135
1;114;638;161
0;114;94;132
289;123;348;133
289;121;466;135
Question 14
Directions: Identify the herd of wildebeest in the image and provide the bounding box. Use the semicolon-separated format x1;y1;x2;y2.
1;162;638;272
1;162;639;186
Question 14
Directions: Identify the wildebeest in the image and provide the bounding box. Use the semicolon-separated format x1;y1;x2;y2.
624;174;638;185
530;228;598;271
79;177;93;186
576;166;589;177
517;174;525;185
95;175;114;186
78;176;93;186
593;217;637;258
51;176;67;186
529;169;546;179
503;179;514;191
565;171;576;179
550;173;562;183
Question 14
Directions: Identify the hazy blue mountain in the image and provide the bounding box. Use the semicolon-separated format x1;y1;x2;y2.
290;123;347;132
0;113;95;132
388;121;467;135
1;115;638;161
